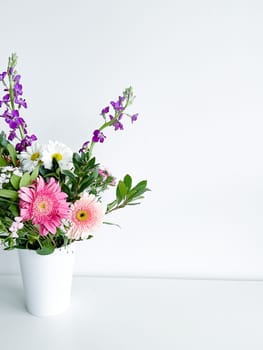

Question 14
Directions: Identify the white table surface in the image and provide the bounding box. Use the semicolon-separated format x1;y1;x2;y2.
1;275;263;350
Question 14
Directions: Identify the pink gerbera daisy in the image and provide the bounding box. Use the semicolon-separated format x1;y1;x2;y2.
67;193;104;240
19;177;70;236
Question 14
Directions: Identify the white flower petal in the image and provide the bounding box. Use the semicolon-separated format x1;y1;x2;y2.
42;141;73;171
18;142;43;172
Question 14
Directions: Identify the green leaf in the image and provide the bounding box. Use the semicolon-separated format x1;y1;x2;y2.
103;221;121;229
0;189;18;200
126;189;137;201
116;181;127;204
63;170;77;183
19;173;31;188
36;246;55;255
0;218;7;232
9;203;19;217
0;131;8;148
88;157;96;167
30;166;39;181
128;180;149;199
72;153;81;170
6;143;16;165
118;181;127;197
132;180;147;192
0;157;8;167
116;186;122;204
107;200;117;212
10;174;21;189
79;179;93;193
124;174;132;191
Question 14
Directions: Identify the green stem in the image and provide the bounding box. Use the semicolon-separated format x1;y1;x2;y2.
106;201;127;214
8;72;15;110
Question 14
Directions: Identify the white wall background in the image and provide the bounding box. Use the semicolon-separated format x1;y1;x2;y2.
1;0;263;279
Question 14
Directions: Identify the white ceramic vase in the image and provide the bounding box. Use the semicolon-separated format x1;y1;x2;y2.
18;244;75;317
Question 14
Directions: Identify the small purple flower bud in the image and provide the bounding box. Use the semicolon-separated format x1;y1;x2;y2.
9;120;18;129
14;82;23;96
79;140;90;153
110;177;117;186
30;134;37;141
11;109;19;117
98;168;116;186
110;96;125;111
8;130;16;141
92;129;106;143
98;168;108;178
0;72;7;81
15;134;37;152
2;93;10;102
110;114;124;131
15;142;23;152
2;109;11;120
131;113;138;123
15;96;27;108
14;75;21;83
101;106;110;115
114;120;123;131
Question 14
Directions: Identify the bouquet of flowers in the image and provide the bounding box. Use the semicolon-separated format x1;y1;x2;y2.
0;54;149;255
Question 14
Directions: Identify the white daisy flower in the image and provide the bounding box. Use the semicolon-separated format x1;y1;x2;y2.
18;142;43;172
42;141;73;171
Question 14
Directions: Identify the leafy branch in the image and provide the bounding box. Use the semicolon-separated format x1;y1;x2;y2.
106;174;150;214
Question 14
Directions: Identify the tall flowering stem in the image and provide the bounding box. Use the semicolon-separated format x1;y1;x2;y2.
0;53;37;152
7;54;24;140
87;87;137;156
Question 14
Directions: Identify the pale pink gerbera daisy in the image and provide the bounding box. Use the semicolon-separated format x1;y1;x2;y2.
67;193;104;240
19;177;70;236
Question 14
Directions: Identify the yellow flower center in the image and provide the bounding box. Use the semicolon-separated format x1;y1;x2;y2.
52;153;63;161
30;152;40;161
76;210;89;221
33;195;53;216
37;200;51;214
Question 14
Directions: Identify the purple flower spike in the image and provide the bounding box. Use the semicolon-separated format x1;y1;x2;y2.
131;113;138;123
92;129;106;143
0;54;37;152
